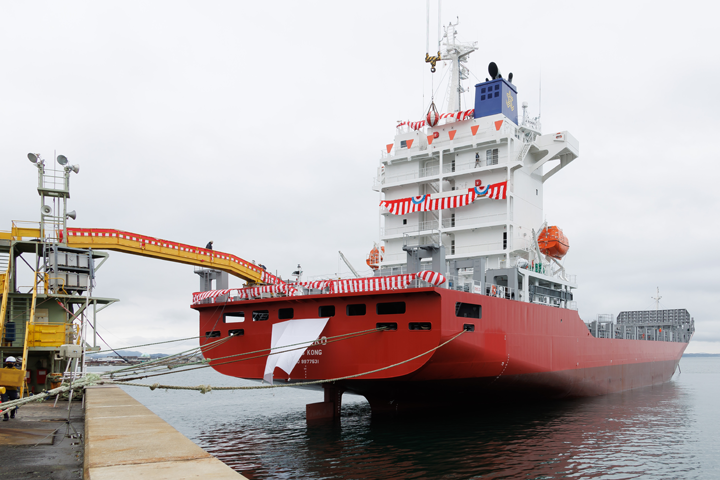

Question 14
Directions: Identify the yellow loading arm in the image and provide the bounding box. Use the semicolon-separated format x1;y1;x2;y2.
64;228;274;285
0;223;42;242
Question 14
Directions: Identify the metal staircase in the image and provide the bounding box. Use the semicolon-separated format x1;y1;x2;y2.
516;142;532;163
0;251;10;345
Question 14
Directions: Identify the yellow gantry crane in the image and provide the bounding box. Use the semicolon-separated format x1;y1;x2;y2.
63;228;271;285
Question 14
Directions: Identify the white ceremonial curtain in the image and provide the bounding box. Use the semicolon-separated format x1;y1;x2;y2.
263;318;329;385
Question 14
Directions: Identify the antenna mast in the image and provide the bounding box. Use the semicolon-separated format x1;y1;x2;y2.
651;287;662;311
439;19;477;112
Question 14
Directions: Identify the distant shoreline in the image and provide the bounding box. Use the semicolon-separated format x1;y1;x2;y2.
682;353;720;357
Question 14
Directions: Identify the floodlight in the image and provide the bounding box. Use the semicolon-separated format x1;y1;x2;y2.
66;210;77;220
27;153;38;164
57;155;68;165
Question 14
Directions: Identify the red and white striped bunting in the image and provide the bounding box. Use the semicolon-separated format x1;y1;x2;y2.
416;270;446;285
192;285;297;304
379;190;476;216
294;280;332;291
486;181;507;200
330;274;416;294
235;284;297;299
192;272;447;304
192;289;231;304
397;109;474;131
379;181;507;216
261;270;286;286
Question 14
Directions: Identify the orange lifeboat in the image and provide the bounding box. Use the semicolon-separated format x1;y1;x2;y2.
366;244;385;270
537;226;569;259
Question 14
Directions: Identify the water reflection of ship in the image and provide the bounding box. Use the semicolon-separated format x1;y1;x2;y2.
199;381;694;479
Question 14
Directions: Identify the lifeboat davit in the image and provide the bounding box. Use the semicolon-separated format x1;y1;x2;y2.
537;226;569;259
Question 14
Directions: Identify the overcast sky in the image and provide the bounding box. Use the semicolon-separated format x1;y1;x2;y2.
1;1;718;354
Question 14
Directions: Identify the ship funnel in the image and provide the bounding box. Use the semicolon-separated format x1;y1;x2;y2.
488;62;502;80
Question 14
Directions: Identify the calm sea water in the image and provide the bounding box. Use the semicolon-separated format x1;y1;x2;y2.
102;356;720;479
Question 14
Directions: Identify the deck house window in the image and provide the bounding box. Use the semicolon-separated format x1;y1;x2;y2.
224;312;245;323
377;302;406;315
486;148;499;166
347;304;366;316
455;302;482;319
252;310;269;321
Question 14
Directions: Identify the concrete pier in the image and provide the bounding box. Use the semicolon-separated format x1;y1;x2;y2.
84;386;247;479
0;397;84;479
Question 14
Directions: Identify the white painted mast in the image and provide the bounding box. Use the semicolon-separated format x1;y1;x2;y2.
439;19;477;113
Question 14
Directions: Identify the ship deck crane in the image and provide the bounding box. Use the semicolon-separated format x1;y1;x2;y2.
338;251;360;278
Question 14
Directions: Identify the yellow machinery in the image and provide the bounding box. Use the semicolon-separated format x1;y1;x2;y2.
64;227;270;284
2;152;279;399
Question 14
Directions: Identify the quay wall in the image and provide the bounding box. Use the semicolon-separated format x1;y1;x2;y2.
84;385;247;479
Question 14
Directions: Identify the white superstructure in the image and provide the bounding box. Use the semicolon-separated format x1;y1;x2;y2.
374;31;580;307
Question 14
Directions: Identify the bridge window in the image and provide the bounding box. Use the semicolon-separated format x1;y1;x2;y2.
377;302;406;315
319;305;335;317
455;302;482;319
224;312;245;323
252;310;269;321
347;304;366;316
278;308;294;320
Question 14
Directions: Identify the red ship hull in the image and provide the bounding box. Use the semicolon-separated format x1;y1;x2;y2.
194;288;686;413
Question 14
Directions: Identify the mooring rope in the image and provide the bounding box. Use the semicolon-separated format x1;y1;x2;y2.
0;330;466;411
0;374;103;415
108;326;386;381
92;336;204;354
107;330;466;393
106;332;236;377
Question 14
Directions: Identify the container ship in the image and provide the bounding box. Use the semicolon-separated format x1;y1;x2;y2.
185;22;694;418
